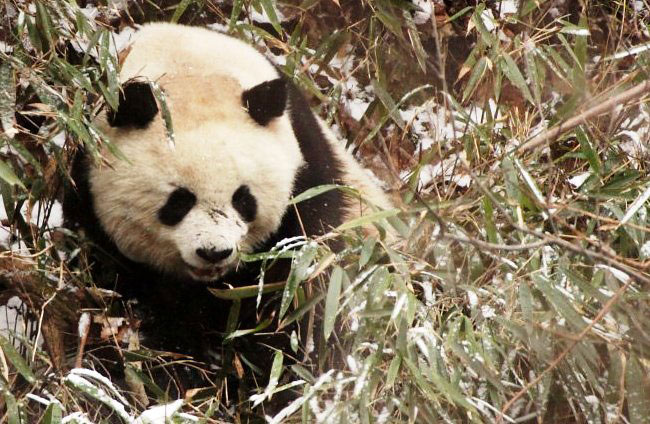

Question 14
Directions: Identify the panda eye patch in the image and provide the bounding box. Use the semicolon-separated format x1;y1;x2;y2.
158;187;197;226
232;185;257;222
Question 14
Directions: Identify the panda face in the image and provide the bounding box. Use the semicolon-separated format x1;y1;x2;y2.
88;24;305;282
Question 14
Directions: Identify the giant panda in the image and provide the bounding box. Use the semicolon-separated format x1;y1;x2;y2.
64;23;393;391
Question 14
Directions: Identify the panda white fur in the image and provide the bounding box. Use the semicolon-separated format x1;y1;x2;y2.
66;23;392;288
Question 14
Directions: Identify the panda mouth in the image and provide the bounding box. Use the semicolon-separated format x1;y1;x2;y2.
186;264;225;281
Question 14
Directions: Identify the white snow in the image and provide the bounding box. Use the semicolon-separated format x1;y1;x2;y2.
498;0;519;17
134;400;184;424
568;172;591;189
0;296;42;348
412;0;433;24
78;312;90;338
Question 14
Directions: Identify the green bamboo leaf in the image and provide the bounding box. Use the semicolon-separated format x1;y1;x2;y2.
520;0;539;16
42;402;62;424
99;31;119;111
258;0;282;36
0;160;25;190
225;317;273;340
229;0;245;31
448;6;472;22
542;44;571;79
372;79;404;129
575;127;601;174
359;237;376;268
25;15;43;53
149;81;175;149
361;84;434;147
385;356;401;389
626;354;650;424
171;0;194;23
514;157;547;217
471;4;495;47
289;184;342;205
1;180;15;221
278;292;324;330
51;58;94;92
499;52;534;104
620;184;650;226
225;299;241;336
534;275;587;331
374;2;404;40
124;365;167;401
208;281;285;300
323;266;343;341
0;63;16;138
402;355;474;410
462;56;489;102
337;208;400;231
0;378;21;424
278;244;318;320
482;197;498;244
310;30;348;75
523;42;542;104
35;2;55;52
403;10;427;72
268;350;283;394
65;374;131;421
0;334;37;384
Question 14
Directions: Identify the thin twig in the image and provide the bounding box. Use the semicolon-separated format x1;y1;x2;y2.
444;235;548;251
513;79;650;154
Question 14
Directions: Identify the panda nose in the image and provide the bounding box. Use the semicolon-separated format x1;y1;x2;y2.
196;247;233;264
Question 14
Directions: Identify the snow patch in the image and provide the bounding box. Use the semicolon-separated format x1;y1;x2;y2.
568;172;591;189
412;0;433;24
498;0;519;17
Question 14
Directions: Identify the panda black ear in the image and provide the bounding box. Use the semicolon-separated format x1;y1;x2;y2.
108;81;159;128
242;78;287;126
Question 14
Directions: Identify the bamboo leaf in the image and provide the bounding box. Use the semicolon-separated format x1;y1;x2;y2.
171;0;195;23
462;56;489;102
626;354;650;424
385;356;401;389
208;281;285;300
42;402;62;424
575;126;601;174
289;184;342;205
620;183;650;226
268;351;284;394
323;266;343;341
258;0;283;36
0;160;26;193
64;374;131;421
278;244;318;320
278;292;324;330
0;378;21;424
149;81;175;150
229;0;245;31
0;63;16;138
337;209;400;231
499;52;534;104
359;237;376;268
372;79;405;129
225;317;273;340
403;11;427;72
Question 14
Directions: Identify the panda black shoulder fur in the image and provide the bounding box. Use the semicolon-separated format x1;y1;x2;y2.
64;23;392;369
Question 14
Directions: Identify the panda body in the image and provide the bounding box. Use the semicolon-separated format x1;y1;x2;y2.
66;23;392;288
64;25;394;371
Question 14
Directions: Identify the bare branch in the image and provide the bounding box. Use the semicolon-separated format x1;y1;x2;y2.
515;80;650;154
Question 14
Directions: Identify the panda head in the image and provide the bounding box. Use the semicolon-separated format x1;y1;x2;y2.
88;24;305;282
